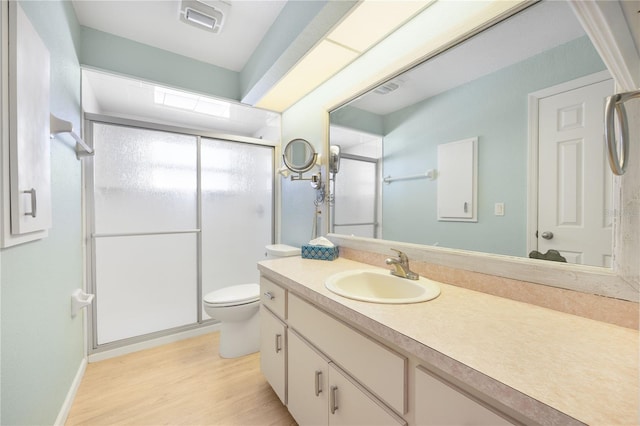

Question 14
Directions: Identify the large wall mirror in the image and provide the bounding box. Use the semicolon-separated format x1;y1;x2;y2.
329;1;618;271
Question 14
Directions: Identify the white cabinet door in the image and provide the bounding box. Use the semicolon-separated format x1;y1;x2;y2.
287;330;329;426
8;2;51;235
437;137;477;222
415;366;513;425
260;306;286;405
328;363;405;426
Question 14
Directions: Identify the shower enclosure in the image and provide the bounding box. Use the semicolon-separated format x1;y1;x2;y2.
84;115;274;350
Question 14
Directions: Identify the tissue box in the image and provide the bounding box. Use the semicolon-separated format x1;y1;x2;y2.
301;245;339;261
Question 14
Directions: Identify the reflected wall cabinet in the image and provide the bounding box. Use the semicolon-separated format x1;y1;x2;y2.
1;2;52;247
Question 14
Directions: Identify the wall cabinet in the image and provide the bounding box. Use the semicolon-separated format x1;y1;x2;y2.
1;1;52;247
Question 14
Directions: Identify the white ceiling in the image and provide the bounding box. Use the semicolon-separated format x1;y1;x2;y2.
72;0;287;72
348;1;589;116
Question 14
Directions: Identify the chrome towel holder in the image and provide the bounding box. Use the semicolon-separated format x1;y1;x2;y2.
604;90;640;175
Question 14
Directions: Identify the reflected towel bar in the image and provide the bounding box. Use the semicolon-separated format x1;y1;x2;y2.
383;169;436;184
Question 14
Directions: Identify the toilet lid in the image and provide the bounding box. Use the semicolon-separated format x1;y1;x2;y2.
203;283;260;307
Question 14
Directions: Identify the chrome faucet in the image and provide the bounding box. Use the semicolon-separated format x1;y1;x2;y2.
385;249;419;280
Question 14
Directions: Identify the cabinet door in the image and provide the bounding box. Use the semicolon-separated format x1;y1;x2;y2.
260;306;286;405
415;366;513;425
328;364;405;426
8;2;51;235
287;330;329;426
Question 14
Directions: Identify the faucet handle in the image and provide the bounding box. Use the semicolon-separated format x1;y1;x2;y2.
390;248;408;262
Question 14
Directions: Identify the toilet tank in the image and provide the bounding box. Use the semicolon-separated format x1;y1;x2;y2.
265;244;300;259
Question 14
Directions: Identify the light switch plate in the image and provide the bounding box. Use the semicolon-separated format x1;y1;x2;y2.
494;202;505;216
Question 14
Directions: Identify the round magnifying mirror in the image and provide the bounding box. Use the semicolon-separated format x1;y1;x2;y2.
283;138;317;173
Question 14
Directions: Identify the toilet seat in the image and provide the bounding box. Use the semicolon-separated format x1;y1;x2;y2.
203;283;260;307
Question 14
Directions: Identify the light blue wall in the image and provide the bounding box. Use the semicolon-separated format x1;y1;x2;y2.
382;36;606;256
241;1;327;101
1;1;85;424
81;26;240;100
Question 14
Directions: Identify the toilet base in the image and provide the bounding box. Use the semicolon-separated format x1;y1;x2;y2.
218;309;260;358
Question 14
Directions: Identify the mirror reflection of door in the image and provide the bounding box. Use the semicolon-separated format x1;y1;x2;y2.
534;75;614;266
329;126;382;238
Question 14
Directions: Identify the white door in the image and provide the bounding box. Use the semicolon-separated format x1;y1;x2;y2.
287;330;329;426
260;306;287;405
538;78;614;266
328;363;404;426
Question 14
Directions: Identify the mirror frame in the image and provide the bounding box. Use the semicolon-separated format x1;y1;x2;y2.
325;1;639;302
283;138;317;173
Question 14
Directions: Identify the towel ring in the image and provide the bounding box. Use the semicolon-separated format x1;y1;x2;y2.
604;90;640;176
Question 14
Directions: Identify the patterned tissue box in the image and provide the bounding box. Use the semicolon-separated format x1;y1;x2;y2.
301;245;339;261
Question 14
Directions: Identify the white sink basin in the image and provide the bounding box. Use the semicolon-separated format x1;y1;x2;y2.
325;269;441;304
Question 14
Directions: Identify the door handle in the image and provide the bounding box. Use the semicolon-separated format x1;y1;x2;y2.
541;231;554;240
314;370;322;396
22;188;37;218
330;386;338;414
275;334;282;353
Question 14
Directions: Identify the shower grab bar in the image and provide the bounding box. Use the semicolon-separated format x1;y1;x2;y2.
604;90;640;176
92;229;200;238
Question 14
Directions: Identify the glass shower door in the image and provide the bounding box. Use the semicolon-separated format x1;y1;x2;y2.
332;157;379;238
91;123;199;345
200;138;273;318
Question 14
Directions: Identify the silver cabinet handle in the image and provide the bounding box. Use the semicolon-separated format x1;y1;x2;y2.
464;201;468;213
22;188;37;218
330;386;338;414
275;334;282;353
315;370;323;396
604;91;640;176
263;291;274;300
541;231;554;240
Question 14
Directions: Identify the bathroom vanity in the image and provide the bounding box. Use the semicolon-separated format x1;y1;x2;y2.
258;256;638;425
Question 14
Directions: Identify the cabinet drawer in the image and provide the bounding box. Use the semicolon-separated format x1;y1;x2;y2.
288;293;407;414
415;366;514;425
260;276;286;320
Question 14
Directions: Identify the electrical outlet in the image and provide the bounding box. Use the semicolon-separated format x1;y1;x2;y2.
494;202;505;216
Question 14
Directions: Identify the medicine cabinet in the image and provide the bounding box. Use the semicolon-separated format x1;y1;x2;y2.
0;1;52;247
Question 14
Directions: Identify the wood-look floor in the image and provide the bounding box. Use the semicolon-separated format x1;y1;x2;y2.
66;333;296;426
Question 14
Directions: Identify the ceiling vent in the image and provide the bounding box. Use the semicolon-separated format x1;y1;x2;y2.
374;81;400;95
179;0;229;33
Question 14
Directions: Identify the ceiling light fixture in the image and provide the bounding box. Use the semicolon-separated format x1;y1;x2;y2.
178;0;229;33
255;0;432;112
154;87;230;118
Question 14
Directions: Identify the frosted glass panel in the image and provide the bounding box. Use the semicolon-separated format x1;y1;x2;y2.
95;233;198;344
334;158;377;238
201;139;273;317
93;123;197;233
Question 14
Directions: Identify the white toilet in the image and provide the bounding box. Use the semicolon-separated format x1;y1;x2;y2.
203;244;300;358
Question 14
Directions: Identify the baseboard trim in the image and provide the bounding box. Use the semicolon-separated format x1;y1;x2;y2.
88;323;221;363
54;357;87;426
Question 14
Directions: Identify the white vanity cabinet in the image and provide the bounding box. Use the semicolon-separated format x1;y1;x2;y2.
260;277;288;405
288;329;405;426
259;305;286;405
287;330;329;425
415;366;514;425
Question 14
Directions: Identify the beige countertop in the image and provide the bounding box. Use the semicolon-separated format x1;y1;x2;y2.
258;256;639;426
